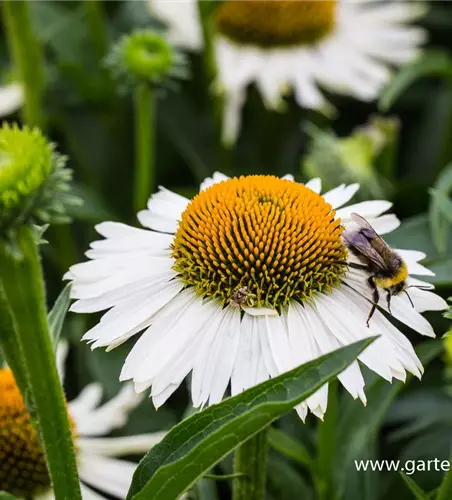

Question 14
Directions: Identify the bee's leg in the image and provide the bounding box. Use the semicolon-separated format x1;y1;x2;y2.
386;291;392;315
366;276;379;328
347;262;369;271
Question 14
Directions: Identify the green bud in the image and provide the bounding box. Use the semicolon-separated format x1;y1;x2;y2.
0;124;80;235
303;116;399;201
106;30;187;90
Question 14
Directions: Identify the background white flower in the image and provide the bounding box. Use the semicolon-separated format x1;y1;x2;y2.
0;343;169;500
0;82;23;117
148;0;427;143
67;173;447;421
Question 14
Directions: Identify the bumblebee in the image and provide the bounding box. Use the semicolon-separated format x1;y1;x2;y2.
341;213;420;327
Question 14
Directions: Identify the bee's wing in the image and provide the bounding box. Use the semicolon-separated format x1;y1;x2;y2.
350;212;390;246
342;228;389;272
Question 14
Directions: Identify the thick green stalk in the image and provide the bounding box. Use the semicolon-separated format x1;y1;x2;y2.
197;1;224;145
315;380;338;500
1;0;45;128
233;427;269;500
0;227;81;500
437;455;452;500
83;0;109;61
134;83;155;211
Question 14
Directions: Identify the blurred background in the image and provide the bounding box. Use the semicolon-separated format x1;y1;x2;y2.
1;1;452;499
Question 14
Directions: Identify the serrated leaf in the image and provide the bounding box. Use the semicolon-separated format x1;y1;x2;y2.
47;284;72;347
268;427;314;468
126;337;376;500
380;51;452;111
399;472;430;500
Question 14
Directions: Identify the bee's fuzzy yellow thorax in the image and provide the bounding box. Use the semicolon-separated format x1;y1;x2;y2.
375;261;408;291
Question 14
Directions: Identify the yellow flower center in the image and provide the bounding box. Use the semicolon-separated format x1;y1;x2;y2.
172;176;347;309
214;0;337;48
0;369;76;498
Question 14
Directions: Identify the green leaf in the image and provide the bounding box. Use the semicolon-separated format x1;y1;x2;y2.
423;257;452;287
335;340;443;499
437;454;452;500
126;337;377;500
380;51;452;111
47;283;72;347
399;472;430;500
384;213;452;285
0;282;28;393
430;189;452;222
429;163;452;253
267;454;314;500
195;478;219;500
268;427;314;468
68;183;119;223
0;492;17;499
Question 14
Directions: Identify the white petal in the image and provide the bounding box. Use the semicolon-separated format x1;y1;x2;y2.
0;83;23;117
231;313;260;395
78;432;166;456
149;0;203;50
56;341;69;383
69;384;103;429
344;214;400;235
75;385;142;437
200;172;230;191
77;453;135;499
336;200;392;221
303;301;367;404
305;178;322;193
190;307;241;407
191;306;228;407
84;280;183;349
35;490;56;500
80;484;107;500
396;287;448;313
150;301;228;408
242;306;279;317
207;307;241;405
343;270;435;338
222;88;247;146
397;249;434;276
323;184;360;209
121;289;201;382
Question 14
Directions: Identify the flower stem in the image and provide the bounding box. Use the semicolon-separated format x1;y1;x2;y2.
0;227;82;500
1;0;45;128
83;0;109;62
134;83;155;212
233;427;269;500
197;1;225;145
315;380;338;500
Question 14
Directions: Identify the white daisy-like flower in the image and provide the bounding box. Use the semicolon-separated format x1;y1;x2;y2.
148;0;427;143
0;343;167;500
66;174;447;421
0;82;23;117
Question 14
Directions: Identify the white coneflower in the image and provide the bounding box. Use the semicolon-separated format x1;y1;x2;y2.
0;82;23;117
66;174;447;420
0;343;168;500
149;0;426;143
